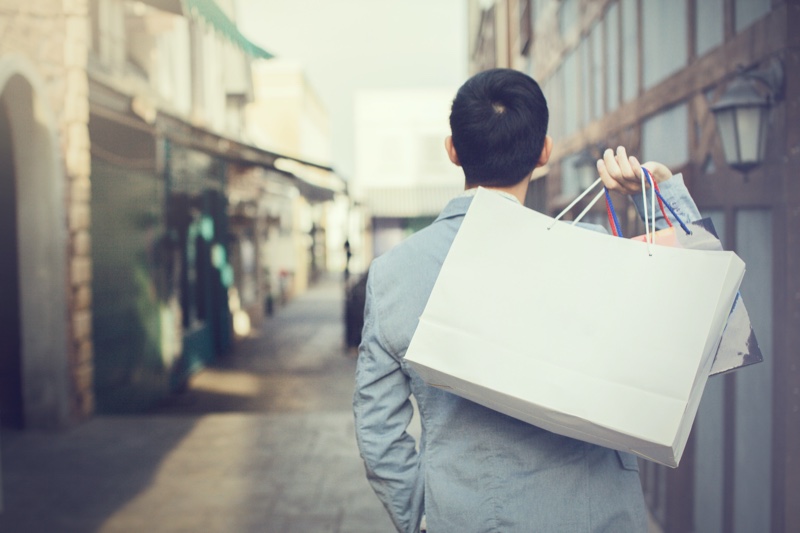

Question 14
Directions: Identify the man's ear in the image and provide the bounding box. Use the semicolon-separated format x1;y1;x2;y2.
445;136;461;167
536;135;553;168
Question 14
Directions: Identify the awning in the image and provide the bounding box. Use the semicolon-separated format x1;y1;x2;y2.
183;0;274;59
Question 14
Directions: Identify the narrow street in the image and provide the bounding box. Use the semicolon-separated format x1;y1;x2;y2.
0;276;395;533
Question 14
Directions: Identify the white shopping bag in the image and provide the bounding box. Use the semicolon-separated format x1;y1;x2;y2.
630;219;762;376
405;188;745;467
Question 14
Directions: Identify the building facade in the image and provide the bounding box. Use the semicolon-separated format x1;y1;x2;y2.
469;1;799;531
353;89;464;258
0;0;343;426
0;0;90;428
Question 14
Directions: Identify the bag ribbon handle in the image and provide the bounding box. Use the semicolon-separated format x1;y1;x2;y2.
548;168;691;255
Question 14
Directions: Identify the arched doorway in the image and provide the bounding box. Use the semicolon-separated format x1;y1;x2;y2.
0;56;70;428
0;88;22;427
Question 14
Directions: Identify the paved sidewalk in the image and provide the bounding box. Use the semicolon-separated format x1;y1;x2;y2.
0;276;395;533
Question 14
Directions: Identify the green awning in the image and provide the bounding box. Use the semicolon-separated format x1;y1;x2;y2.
183;0;274;60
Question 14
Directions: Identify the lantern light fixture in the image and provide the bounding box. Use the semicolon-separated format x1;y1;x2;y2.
710;59;784;174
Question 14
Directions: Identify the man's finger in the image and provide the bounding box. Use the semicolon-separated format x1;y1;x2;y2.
596;158;619;191
628;156;644;184
603;148;622;179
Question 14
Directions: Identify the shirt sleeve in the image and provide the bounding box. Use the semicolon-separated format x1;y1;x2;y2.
353;265;423;533
631;172;702;230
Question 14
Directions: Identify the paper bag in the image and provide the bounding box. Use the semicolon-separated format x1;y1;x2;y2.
405;188;746;467
631;219;763;375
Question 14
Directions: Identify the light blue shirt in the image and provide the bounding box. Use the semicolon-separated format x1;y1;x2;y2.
354;175;701;533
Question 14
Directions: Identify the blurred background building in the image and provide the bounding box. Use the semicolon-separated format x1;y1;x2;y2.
2;0;797;531
469;0;799;532
0;0;346;426
353;89;464;259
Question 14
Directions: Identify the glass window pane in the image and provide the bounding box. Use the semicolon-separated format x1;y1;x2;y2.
580;39;591;127
605;2;620;111
642;0;687;89
560;0;579;37
553;69;564;140
563;52;579;135
621;0;637;101
641;103;689;168
694;374;725;533
546;69;564;141
561;154;580;197
733;209;773;533
692;209;726;533
591;23;603;119
696;0;724;56
735;0;771;33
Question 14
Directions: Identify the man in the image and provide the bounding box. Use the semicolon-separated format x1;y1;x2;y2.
353;68;701;533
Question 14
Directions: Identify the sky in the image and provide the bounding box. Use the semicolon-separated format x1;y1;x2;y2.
237;0;468;180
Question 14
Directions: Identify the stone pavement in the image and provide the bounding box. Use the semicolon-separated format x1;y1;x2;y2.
0;276;396;533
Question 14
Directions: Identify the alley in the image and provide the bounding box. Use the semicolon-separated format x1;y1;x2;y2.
0;276;395;533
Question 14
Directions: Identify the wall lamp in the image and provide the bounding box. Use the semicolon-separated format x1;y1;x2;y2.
710;58;784;174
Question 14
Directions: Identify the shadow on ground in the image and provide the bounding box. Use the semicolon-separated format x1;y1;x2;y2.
0;277;393;533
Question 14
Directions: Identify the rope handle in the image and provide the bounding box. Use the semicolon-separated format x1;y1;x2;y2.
550;166;692;246
604;167;693;241
642;168;692;235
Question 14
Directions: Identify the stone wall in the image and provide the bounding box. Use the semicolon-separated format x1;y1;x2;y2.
0;0;93;423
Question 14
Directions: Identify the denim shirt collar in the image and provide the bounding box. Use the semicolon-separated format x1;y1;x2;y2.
434;188;522;223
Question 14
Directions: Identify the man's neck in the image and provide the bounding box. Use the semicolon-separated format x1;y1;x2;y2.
465;178;530;205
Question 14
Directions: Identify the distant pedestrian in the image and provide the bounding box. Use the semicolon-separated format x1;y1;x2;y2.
353;68;702;532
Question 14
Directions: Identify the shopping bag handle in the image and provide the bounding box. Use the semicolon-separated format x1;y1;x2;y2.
549;168;685;256
549;167;692;236
548;177;606;229
547;174;655;248
642;168;692;236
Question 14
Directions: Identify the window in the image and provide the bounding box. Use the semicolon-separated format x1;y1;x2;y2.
693;209;727;533
642;0;687;89
559;0;580;38
520;0;532;55
732;209;773;533
580;38;591;127
590;23;603;120
641;103;689;168
695;0;724;57
735;0;771;33
605;2;620;111
563;51;579;136
560;154;581;198
621;0;638;102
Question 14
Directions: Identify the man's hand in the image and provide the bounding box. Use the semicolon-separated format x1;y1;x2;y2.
596;146;672;195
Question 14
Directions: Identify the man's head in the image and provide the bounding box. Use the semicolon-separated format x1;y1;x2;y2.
446;68;551;188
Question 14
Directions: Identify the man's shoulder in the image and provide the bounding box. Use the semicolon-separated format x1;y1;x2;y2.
369;195;469;285
376;217;459;268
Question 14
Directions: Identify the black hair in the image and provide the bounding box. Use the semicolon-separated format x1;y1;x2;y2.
449;68;549;187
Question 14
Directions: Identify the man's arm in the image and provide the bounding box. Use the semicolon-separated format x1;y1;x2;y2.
596;146;702;230
353;267;423;533
630;172;701;230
